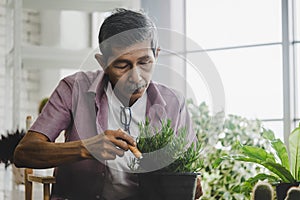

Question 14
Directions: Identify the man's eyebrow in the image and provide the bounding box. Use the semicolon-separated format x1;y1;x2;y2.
112;59;131;65
138;55;151;60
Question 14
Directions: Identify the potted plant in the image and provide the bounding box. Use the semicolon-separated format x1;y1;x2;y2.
129;119;203;200
188;101;270;199
215;123;300;200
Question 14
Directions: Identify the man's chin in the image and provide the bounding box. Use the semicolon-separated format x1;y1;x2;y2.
129;88;146;103
132;87;145;95
132;89;145;98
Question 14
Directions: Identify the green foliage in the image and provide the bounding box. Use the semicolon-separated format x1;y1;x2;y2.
165;141;203;173
137;120;174;153
217;124;300;186
38;97;49;114
289;124;300;181
188;100;270;200
130;119;203;173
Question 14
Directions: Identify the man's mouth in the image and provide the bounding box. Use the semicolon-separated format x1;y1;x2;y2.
129;83;147;94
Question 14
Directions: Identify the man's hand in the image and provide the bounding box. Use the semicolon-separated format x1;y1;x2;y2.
81;129;136;160
195;176;203;199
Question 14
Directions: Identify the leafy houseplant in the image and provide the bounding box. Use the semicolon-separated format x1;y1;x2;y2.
188;101;269;200
215;124;300;200
130;119;203;200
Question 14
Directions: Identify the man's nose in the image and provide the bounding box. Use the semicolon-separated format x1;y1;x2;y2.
128;66;142;83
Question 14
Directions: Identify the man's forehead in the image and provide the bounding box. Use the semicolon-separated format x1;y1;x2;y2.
107;41;153;64
111;41;152;56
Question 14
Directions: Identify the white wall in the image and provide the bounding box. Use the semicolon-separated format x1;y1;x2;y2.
0;1;5;133
38;10;90;100
0;8;92;132
0;2;42;199
0;3;41;132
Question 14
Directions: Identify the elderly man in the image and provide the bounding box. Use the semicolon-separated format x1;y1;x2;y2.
14;8;202;200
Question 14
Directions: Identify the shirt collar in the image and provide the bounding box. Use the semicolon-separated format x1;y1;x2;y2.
87;70;109;104
146;81;167;107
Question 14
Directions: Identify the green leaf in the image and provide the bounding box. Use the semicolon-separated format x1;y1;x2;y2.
230;155;296;183
237;182;252;194
240;145;276;163
212;157;227;168
245;173;279;184
261;128;290;172
262;129;276;141
289;125;300;181
262;161;296;183
271;139;290;171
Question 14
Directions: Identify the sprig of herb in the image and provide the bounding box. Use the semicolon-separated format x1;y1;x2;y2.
130;119;203;173
137;119;174;153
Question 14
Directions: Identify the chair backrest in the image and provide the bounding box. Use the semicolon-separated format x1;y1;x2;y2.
24;115;33;200
11;116;33;188
24;115;56;200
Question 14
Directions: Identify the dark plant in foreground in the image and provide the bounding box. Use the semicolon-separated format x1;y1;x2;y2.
0;129;25;168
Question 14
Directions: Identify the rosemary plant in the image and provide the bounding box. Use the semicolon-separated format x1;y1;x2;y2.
129;119;203;173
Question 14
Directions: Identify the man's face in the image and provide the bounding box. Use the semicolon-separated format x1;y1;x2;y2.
103;41;157;106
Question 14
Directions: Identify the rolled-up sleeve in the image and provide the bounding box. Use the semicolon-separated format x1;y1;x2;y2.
30;78;73;142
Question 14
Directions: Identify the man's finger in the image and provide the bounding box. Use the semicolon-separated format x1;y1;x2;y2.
114;129;136;146
105;141;125;156
110;137;130;151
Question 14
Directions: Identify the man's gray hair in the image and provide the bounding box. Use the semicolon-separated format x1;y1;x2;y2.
98;8;158;59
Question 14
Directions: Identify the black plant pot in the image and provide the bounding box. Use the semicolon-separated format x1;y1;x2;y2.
138;172;198;200
276;182;300;200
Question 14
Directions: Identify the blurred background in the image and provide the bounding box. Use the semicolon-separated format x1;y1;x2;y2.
0;0;299;199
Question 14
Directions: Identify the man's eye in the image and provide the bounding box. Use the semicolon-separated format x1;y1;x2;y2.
114;65;128;69
139;61;151;65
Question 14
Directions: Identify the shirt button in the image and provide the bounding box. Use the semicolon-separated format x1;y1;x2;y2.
101;172;105;176
96;195;100;199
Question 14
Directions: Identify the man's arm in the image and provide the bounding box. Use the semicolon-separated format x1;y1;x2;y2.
14;131;85;168
14;129;136;169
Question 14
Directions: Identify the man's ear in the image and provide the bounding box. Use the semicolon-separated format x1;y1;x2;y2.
95;53;106;71
155;47;161;59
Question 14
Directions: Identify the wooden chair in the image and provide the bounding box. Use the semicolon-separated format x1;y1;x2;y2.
24;116;56;200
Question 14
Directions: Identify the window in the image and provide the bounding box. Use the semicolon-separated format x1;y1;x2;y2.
192;45;283;119
185;0;291;139
295;0;300;40
295;1;300;120
186;0;281;49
